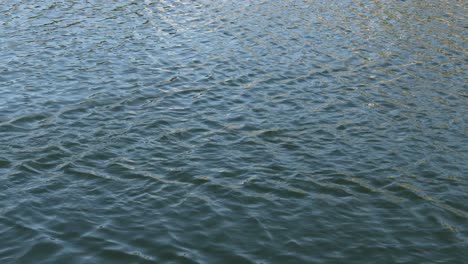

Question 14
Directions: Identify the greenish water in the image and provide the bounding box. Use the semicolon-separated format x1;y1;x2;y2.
0;0;467;263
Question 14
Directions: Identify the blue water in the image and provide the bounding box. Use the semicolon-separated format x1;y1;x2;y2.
0;0;467;263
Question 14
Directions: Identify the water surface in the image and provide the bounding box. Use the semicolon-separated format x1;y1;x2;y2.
0;0;467;263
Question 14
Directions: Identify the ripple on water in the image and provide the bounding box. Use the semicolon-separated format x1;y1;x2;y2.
0;0;467;263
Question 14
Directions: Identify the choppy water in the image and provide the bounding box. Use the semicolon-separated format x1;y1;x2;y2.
1;0;467;263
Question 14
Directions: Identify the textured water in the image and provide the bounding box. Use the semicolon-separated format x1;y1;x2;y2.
1;0;467;263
